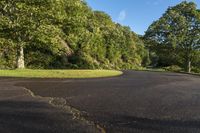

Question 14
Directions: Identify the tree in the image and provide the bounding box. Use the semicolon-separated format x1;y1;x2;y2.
145;1;200;72
0;0;148;69
0;0;68;69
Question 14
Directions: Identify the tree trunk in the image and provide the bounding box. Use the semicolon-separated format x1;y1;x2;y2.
186;56;191;73
17;45;25;69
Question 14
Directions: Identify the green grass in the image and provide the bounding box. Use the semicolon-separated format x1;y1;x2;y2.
0;69;122;78
145;68;166;72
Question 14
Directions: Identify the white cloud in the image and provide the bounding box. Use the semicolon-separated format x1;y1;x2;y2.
146;0;163;6
118;10;126;21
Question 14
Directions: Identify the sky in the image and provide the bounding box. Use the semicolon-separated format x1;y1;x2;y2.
86;0;200;35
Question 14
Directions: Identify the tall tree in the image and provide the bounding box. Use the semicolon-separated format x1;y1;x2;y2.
0;0;67;69
0;0;148;69
145;1;200;72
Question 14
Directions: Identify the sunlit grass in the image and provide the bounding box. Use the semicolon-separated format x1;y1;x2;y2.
0;69;122;78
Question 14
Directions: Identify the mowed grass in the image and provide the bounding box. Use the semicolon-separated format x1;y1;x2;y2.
0;69;123;78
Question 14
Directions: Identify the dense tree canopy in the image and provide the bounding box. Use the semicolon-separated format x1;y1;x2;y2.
0;0;148;69
145;1;200;72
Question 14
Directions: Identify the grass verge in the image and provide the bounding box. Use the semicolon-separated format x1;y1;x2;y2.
0;69;122;78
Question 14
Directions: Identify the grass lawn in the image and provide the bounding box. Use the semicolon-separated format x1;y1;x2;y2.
0;69;122;78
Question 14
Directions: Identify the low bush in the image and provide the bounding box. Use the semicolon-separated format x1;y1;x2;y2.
192;67;200;73
163;65;182;72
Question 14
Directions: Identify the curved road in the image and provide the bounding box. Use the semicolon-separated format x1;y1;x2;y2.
1;71;200;133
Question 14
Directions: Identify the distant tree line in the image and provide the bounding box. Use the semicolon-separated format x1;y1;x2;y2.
1;1;200;73
0;0;149;69
144;1;200;73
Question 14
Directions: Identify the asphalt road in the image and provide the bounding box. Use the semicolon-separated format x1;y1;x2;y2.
1;71;200;133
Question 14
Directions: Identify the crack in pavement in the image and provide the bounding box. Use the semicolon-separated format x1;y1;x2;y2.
22;86;106;133
3;71;200;133
0;78;102;133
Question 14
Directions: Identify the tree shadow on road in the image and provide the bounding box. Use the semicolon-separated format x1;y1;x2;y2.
0;100;94;133
85;113;200;133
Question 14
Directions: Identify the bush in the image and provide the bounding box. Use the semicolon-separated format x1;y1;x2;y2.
192;67;200;73
163;65;182;72
0;39;17;69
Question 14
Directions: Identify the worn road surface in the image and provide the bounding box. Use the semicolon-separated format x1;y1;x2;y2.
1;71;200;133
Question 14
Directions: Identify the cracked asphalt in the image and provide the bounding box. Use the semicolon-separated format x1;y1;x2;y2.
1;71;200;133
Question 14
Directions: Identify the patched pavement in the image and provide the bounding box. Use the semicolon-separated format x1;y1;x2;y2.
1;71;200;133
0;78;100;133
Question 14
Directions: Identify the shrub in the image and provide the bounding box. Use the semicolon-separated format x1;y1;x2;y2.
192;67;200;73
163;65;182;72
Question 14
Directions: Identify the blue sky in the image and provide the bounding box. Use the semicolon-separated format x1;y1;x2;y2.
86;0;200;35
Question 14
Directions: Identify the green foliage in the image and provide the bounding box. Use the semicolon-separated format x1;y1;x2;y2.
145;1;200;72
163;65;182;72
192;67;200;73
0;0;148;69
0;38;17;69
